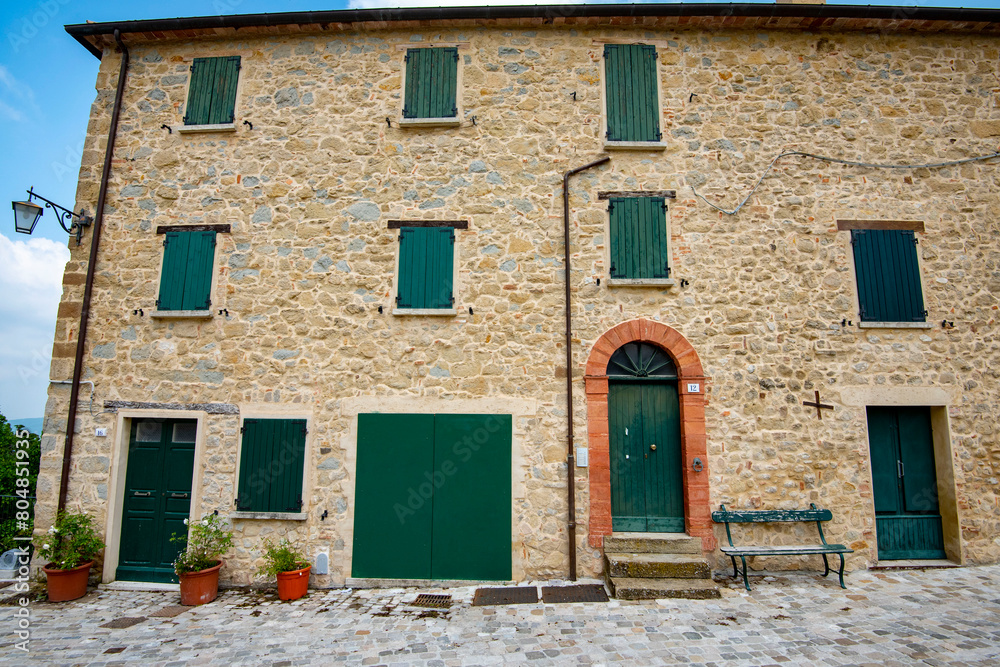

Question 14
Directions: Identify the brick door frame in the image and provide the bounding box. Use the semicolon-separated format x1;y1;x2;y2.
584;319;715;551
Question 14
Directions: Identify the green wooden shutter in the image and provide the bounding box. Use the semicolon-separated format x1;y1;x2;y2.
181;231;216;310
604;44;660;142
185;56;240;125
397;227;454;309
403;47;458;119
157;231;215;311
157;232;191;311
237;418;307;513
852;229;925;322
609;197;669;279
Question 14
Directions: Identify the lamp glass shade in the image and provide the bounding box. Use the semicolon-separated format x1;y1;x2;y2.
12;200;43;235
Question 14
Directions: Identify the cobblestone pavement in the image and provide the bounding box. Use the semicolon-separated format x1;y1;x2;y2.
3;564;1000;666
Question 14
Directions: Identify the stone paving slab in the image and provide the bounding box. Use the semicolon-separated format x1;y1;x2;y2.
2;565;1000;666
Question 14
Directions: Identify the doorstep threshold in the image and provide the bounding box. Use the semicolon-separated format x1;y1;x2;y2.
871;559;960;570
102;581;180;592
347;578;510;589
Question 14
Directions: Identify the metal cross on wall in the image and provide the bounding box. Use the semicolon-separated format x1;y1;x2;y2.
803;390;834;419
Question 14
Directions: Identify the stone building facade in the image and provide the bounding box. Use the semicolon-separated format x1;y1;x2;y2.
38;5;1000;589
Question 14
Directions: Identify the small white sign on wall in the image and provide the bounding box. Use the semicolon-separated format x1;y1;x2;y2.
576;447;589;468
95;428;108;437
687;383;701;393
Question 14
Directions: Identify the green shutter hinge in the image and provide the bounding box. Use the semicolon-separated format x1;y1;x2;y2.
155;298;161;309
452;50;459;61
240;425;245;434
608;201;614;214
656;130;662;141
205;297;212;308
189;64;195;72
603;44;612;57
913;237;919;245
451;106;458;116
163;237;169;246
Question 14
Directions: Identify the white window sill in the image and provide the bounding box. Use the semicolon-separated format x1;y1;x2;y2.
607;278;676;287
398;117;461;128
178;123;237;134
604;141;667;151
858;321;934;329
230;511;307;521
149;310;213;319
393;308;458;316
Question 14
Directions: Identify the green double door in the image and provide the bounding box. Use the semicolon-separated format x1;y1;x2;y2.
353;413;512;581
609;382;684;532
117;419;196;583
867;406;947;560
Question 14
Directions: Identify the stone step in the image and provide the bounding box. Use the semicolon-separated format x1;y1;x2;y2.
605;553;712;579
608;577;721;600
604;533;702;555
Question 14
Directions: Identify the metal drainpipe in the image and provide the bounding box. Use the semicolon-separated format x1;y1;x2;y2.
57;30;129;513
562;155;610;581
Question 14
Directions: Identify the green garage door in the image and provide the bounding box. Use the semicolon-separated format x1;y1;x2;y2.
353;413;512;581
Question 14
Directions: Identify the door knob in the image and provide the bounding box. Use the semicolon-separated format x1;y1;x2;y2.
649;444;656;451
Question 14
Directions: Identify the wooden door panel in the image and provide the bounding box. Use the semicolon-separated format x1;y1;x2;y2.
609;383;647;531
867;406;946;560
352;414;435;579
117;419;196;583
430;414;512;581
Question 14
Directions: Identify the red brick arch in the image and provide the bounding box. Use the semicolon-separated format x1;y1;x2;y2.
584;319;715;551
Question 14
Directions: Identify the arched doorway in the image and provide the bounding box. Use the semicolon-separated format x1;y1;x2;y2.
585;319;714;551
607;342;684;532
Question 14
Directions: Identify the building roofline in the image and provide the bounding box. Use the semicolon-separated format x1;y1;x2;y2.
66;3;1000;59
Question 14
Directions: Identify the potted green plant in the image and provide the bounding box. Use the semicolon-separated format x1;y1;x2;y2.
35;511;105;602
258;538;311;601
172;513;234;606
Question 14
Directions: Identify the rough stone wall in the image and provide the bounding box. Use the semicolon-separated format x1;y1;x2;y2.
38;22;1000;585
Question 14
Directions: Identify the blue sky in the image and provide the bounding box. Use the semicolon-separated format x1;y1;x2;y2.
0;0;996;420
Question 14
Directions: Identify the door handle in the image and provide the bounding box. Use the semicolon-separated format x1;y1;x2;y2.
650;444;657;451
133;491;151;497
897;460;904;479
170;492;190;499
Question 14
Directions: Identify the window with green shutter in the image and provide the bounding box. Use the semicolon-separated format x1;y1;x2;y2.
396;226;455;310
184;56;241;125
604;44;661;142
608;197;670;280
157;230;217;311
852;229;926;322
236;418;307;514
403;47;459;119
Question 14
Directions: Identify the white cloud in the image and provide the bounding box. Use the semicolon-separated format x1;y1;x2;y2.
0;64;37;122
0;233;70;420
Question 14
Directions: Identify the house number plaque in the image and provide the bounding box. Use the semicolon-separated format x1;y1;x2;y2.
687;383;700;393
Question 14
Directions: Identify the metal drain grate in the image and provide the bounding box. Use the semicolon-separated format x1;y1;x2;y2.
99;616;147;629
149;605;189;618
541;584;609;604
411;594;452;609
472;586;538;606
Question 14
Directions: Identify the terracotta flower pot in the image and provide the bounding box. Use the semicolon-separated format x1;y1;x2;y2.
43;560;93;602
276;565;310;601
178;560;223;606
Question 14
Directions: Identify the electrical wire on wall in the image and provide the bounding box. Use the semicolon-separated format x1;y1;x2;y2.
692;150;1000;216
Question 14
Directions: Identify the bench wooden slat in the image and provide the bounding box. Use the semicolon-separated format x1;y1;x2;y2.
720;545;850;556
711;509;832;523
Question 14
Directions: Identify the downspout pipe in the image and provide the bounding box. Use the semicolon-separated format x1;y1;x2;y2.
562;155;610;581
58;30;129;513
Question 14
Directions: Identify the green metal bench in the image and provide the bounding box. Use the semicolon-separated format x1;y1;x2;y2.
711;503;854;591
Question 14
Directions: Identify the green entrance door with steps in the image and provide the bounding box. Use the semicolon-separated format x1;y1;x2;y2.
608;342;684;533
117;419;197;583
867;406;947;560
